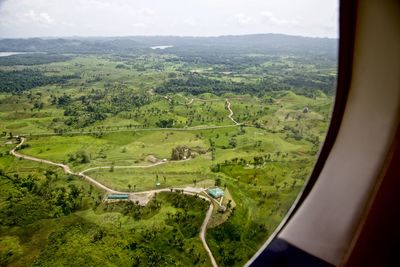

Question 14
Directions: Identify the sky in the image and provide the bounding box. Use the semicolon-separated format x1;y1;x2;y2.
0;0;338;38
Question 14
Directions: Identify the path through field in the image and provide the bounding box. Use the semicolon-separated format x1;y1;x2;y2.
225;99;240;125
10;137;218;266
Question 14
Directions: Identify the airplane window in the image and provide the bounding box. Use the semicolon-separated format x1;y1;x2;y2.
0;0;338;266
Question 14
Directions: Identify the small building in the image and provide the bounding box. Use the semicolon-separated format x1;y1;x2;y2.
207;187;225;199
218;205;227;213
147;155;158;163
107;194;129;200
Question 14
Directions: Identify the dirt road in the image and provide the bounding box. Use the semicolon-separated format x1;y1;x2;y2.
226;99;240;125
10;137;218;266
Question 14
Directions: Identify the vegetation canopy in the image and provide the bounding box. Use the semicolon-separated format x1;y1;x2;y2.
0;34;336;266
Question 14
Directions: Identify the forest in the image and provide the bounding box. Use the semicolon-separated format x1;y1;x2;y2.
0;34;337;57
0;54;72;66
0;69;78;93
155;71;335;97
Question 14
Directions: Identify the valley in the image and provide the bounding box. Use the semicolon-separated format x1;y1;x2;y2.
0;35;336;266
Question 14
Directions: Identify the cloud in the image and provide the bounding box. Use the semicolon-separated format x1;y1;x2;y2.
23;10;55;24
139;8;155;17
61;21;76;27
38;12;54;24
234;13;254;25
184;17;197;27
0;0;338;38
132;22;146;28
261;11;300;26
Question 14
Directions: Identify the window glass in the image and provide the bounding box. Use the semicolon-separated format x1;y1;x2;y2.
0;0;338;266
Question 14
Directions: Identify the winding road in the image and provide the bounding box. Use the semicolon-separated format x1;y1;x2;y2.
11;90;240;266
171;93;241;126
16;95;242;138
226;99;240;125
201;204;218;267
10;137;218;267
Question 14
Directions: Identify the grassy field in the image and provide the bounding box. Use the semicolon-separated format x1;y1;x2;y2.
86;157;215;192
0;52;333;266
1;134;212;266
9;112;326;266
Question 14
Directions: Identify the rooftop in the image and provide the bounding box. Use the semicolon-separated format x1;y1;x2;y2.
207;187;224;199
107;194;129;200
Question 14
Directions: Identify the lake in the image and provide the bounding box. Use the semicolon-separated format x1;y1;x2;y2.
150;45;174;50
0;52;29;57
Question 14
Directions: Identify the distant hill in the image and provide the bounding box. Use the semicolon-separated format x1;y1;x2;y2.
0;34;337;58
0;38;141;54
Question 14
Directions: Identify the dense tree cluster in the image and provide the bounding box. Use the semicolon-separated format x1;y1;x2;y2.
156;69;335;97
29;192;209;266
0;69;78;93
171;145;191;160
208;218;268;266
170;145;207;160
52;88;150;128
165;192;208;238
155;73;260;96
0;171;85;227
0;53;72;66
67;150;90;164
156;118;175;128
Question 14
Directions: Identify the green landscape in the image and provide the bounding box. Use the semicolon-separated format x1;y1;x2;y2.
0;35;336;266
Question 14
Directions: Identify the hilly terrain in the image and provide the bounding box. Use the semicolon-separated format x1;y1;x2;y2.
0;34;336;266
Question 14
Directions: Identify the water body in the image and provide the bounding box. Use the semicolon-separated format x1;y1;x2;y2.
150;45;174;50
0;52;29;57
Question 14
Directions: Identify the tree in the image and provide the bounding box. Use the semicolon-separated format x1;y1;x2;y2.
128;184;132;191
34;101;44;110
76;150;90;164
68;184;80;199
170;145;189;160
156;119;175;128
229;138;237;148
171;148;180;160
227;200;232;210
231;207;236;215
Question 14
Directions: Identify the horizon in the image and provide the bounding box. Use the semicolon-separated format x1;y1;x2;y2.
0;32;338;40
0;0;338;39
